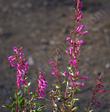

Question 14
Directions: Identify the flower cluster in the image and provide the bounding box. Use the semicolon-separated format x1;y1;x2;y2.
37;72;48;99
90;73;108;107
64;0;88;89
6;0;109;112
8;47;29;89
66;37;84;68
71;0;88;36
74;0;88;36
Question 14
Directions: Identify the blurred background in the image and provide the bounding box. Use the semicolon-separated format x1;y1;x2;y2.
0;0;110;111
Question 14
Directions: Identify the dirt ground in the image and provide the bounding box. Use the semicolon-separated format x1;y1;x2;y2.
0;0;110;112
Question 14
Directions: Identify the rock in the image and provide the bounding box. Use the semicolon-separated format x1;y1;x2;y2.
49;40;56;45
2;6;9;13
41;45;48;52
105;63;110;69
28;56;34;66
27;3;32;8
2;32;13;39
41;38;49;45
12;2;19;8
0;28;3;34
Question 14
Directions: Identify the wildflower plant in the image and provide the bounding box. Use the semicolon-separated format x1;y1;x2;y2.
6;47;45;112
8;47;29;89
4;0;109;112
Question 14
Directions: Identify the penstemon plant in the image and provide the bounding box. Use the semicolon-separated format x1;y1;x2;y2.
3;0;109;112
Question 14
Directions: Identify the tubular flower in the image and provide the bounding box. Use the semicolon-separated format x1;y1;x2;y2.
75;0;83;22
8;47;29;88
66;37;84;70
90;73;108;107
37;72;48;99
64;71;87;89
65;37;86;88
69;58;77;68
66;37;84;58
75;24;88;35
65;0;88;90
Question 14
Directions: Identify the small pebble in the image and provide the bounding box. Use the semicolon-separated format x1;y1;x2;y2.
27;3;32;8
41;38;49;45
28;56;34;66
50;40;56;45
105;63;110;69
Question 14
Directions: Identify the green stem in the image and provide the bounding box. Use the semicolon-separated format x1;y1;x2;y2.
16;89;19;112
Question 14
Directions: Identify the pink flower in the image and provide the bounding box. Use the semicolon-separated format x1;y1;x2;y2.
75;24;88;35
79;39;86;45
8;47;29;89
76;0;83;10
79;30;88;35
66;36;74;45
90;73;109;108
71;81;85;88
76;24;84;32
37;72;48;99
8;55;17;67
69;58;77;68
17;69;27;88
96;89;107;94
66;37;83;57
73;0;88;35
75;0;83;22
79;75;88;80
75;10;83;22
